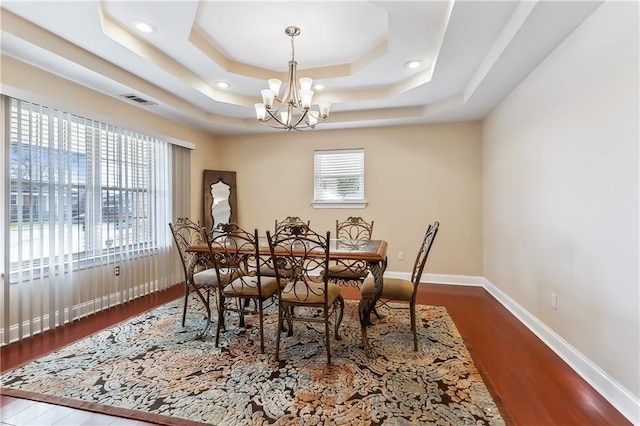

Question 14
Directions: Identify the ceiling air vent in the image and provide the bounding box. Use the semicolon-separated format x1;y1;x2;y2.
120;94;157;106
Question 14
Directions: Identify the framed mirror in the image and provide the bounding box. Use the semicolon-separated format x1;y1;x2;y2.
203;170;237;232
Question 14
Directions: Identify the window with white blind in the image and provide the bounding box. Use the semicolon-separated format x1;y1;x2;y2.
313;149;367;208
8;100;164;276
2;96;189;344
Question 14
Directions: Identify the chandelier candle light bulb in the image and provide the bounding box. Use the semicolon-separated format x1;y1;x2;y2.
254;26;330;131
254;103;266;120
268;79;282;94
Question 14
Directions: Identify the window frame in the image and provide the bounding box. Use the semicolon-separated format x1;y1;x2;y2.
312;148;367;209
7;98;167;281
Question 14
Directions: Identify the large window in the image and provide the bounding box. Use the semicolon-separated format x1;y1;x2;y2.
8;98;167;279
313;149;366;208
3;96;188;344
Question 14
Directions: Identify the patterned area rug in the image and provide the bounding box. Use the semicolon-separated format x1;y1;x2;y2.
1;296;505;425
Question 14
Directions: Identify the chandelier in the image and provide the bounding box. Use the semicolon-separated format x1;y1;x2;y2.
254;26;331;131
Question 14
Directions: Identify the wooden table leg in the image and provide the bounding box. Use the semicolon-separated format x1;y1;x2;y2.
358;260;384;358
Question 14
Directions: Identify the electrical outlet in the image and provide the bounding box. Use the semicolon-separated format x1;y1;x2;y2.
551;293;557;310
114;265;121;276
397;251;404;260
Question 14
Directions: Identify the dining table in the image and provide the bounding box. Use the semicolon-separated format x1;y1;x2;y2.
186;237;388;358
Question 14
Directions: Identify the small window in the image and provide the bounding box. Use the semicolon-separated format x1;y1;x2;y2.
313;149;367;209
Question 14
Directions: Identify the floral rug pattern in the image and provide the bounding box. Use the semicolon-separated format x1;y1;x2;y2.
1;296;505;425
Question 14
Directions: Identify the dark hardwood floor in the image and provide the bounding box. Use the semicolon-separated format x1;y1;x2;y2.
0;283;630;425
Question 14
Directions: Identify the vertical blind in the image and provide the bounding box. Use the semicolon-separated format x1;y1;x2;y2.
314;148;365;202
1;96;190;344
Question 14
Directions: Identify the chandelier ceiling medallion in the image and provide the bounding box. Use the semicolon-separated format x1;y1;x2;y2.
254;26;331;131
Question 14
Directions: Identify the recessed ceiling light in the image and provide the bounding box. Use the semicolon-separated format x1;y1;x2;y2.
405;60;422;69
313;83;325;91
216;81;231;89
132;20;155;34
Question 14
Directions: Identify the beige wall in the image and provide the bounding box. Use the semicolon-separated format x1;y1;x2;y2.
215;123;483;276
483;1;639;399
190;139;221;223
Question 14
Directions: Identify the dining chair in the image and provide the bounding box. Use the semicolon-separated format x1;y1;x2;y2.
266;223;345;365
325;217;375;287
169;217;221;336
260;216;311;278
205;223;278;354
360;221;439;351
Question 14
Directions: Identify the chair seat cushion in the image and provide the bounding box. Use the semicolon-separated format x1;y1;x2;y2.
223;276;279;299
325;263;368;279
360;275;414;301
281;281;342;305
259;265;277;277
194;268;242;288
259;264;295;278
193;268;220;287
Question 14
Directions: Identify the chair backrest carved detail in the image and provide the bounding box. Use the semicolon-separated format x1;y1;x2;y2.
266;227;330;303
336;217;374;241
205;223;262;295
274;216;310;234
169;217;207;278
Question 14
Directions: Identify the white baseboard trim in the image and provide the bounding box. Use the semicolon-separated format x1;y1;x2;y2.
384;271;485;286
481;277;640;425
384;270;639;424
